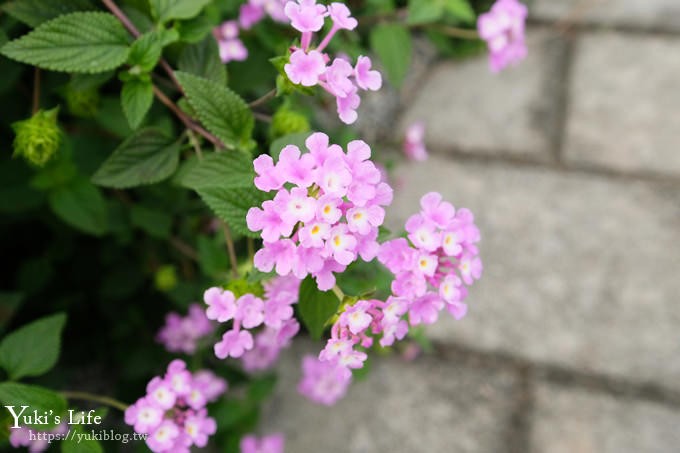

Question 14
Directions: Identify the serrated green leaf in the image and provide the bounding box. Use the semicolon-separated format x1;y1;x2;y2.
297;276;341;339
128;31;164;72
2;0;95;27
48;178;108;236
0;383;67;429
174;71;253;149
1;12;130;74
121;79;153;129
0;313;66;380
443;0;475;22
407;0;444;24
178;35;227;85
150;0;212;24
91;128;180;188
197;186;268;237
176;151;254;190
130;204;172;239
370;24;412;88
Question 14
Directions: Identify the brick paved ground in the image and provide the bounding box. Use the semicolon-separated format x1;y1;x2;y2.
264;4;680;452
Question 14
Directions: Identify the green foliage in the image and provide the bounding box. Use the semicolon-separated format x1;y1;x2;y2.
370;24;413;88
121;79;154;129
2;0;95;28
0;313;66;380
197;186;268;238
92;128;181;188
178;35;227;85
270;107;310;140
127;31;165;73
443;0;476;22
48;178;109;236
1;12;130;74
130;204;172;238
12;107;61;167
0;383;66;429
175;71;254;150
297;276;341;340
408;0;475;24
175;151;254;191
150;0;212;24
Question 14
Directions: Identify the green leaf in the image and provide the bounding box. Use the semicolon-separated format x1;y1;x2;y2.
130;204;172;239
1;12;130;74
48;178;108;236
297;276;341;340
0;292;24;333
178;35;227;85
175;151;254;191
174;71;253;149
128;31;164;72
91;128;181;188
61;408;107;453
0;313;66;380
197;186;268;238
0;383;67;429
269;132;309;160
370;24;412;88
407;0;444;24
150;0;212;24
2;0;95;28
121;79;154;129
197;234;229;278
443;0;475;22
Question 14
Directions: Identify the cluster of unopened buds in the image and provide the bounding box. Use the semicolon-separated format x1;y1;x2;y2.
283;0;382;123
156;303;215;354
247;132;392;290
124;360;226;452
204;276;300;364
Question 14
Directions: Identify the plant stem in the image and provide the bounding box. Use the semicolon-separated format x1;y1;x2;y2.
32;68;40;114
332;285;345;302
248;88;276;108
61;391;128;412
221;222;239;279
253;112;272;123
169;236;200;261
429;24;479;40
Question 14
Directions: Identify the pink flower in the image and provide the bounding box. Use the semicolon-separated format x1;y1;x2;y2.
236;294;265;329
204;287;237;322
9;424;67;453
403;122;428;161
147;377;176;410
285;49;327;86
278;187;317;225
324;58;354;97
247;200;293;242
477;0;528;72
326;225;357;265
284;0;327;33
277;144;316;187
147;421;179;452
346;205;384;235
214;329;254;359
254;239;297;275
219;21;240;39
336;86;360;124
239;3;265;29
193;370;228;402
298;355;351;405
340;301;373;334
420;191;456;229
253;154;283;192
241;433;285;453
354;56;382;91
156;304;215;354
183;412;216;448
125;397;164;434
327;2;357;30
298;220;331;248
218;39;248;63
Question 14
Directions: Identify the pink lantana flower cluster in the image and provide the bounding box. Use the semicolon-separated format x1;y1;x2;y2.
240;432;285;453
477;0;528;72
204;276;300;362
239;0;288;29
125;360;226;453
156;303;215;354
247;132;392;291
298;354;351;405
378;192;482;323
215;20;248;63
282;0;382;124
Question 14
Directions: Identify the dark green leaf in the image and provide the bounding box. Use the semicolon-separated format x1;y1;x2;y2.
197;234;229;278
175;151;254;191
174;71;253;150
0;383;66;429
48;178;108;236
128;31;164;72
197;186;268;238
2;0;95;28
297;276;341;339
150;0;212;24
91;128;181;188
1;12;130;74
121;79;154;129
0;313;66;380
178;35;227;85
370;24;412;88
130;204;172;239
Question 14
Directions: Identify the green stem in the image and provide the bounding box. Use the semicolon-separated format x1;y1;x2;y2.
61;391;128;412
332;285;345;302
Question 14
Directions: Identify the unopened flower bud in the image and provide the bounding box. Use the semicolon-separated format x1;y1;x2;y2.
12;107;61;167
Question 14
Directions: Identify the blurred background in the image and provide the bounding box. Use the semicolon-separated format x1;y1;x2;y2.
261;1;680;452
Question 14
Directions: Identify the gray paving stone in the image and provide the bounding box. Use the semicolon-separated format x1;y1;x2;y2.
531;0;680;32
261;342;519;453
399;29;566;161
531;383;680;453
388;156;680;390
564;32;680;177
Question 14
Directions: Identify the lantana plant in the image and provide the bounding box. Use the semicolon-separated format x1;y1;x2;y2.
0;0;526;452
